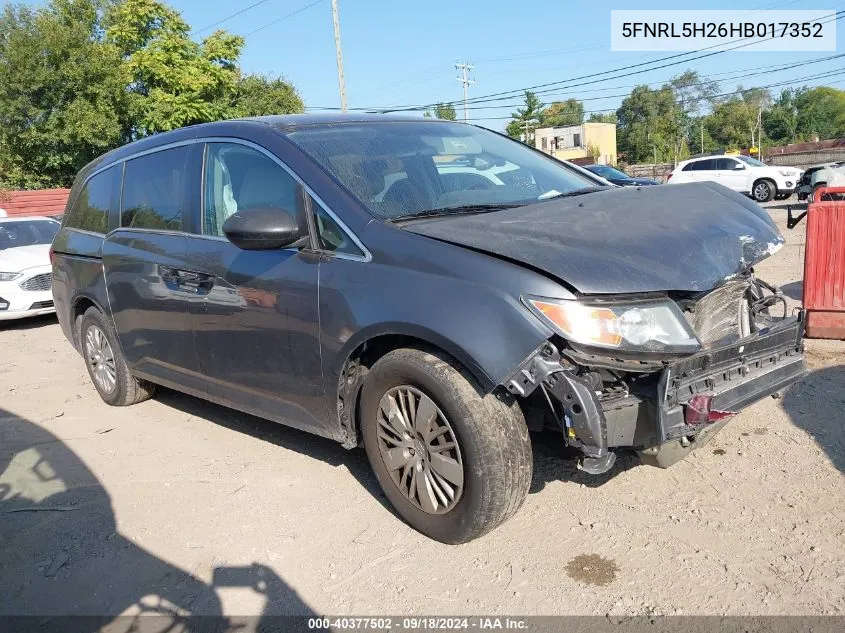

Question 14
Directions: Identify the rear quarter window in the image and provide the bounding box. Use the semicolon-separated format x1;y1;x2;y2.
121;146;189;231
692;159;717;171
64;167;117;234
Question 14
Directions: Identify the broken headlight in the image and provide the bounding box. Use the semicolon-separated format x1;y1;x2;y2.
523;296;701;354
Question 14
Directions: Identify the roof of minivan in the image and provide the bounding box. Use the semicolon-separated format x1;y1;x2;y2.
70;112;446;189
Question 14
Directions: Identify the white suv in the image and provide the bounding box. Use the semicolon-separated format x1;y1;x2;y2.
667;155;801;202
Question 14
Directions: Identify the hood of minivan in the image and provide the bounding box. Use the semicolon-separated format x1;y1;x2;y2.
403;182;784;295
0;244;50;272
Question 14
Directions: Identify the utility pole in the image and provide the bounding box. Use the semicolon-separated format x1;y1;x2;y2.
331;0;347;112
700;120;704;154
455;62;475;123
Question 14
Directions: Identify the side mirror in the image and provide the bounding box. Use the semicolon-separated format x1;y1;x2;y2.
733;164;746;170
222;207;304;251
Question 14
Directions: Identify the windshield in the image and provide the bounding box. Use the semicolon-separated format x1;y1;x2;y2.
737;155;767;167
0;220;59;250
286;121;601;220
588;165;630;180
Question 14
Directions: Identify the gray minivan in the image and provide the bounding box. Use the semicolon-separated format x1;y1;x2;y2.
52;115;806;543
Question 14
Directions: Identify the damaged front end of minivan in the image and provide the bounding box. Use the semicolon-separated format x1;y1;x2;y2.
406;181;808;474
504;274;806;474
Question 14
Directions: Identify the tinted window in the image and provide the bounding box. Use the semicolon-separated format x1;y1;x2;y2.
313;201;364;257
682;162;695;172
692;159;717;171
203;143;300;237
121;146;189;231
0;220;59;250
717;158;741;170
66;168;115;234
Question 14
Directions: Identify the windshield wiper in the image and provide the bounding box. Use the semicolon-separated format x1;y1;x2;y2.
539;186;610;201
389;203;524;223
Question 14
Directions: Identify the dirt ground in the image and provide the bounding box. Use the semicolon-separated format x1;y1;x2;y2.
1;202;843;623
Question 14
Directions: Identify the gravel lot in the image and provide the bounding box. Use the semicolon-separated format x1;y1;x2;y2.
1;201;843;622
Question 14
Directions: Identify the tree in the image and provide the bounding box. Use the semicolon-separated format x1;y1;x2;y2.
425;102;456;120
616;85;681;163
506;91;544;142
586;141;601;162
669;70;719;156
0;0;305;189
588;112;617;124
106;0;244;135
765;88;800;145
539;99;584;127
705;88;771;150
228;74;304;118
0;0;131;188
794;86;845;141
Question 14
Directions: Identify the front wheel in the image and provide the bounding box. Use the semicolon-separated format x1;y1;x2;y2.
360;348;532;544
752;179;775;203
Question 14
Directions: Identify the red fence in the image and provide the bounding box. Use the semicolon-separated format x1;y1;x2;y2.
0;189;70;217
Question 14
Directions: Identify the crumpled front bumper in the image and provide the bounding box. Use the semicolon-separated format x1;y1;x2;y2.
507;314;807;473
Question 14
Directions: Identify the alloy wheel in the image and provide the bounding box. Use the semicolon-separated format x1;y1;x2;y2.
85;325;117;394
753;182;771;202
376;385;464;514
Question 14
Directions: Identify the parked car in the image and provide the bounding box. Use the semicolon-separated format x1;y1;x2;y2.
583;164;660;186
667;154;801;202
52;115;806;543
0;216;59;321
796;162;845;201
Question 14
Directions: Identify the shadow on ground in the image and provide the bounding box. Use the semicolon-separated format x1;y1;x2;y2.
781;280;803;301
0;313;57;332
0;407;314;629
782;364;845;474
157;388;631;505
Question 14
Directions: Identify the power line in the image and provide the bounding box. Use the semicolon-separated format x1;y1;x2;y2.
242;0;326;37
306;52;845;113
460;70;845;121
191;0;274;37
384;10;845;112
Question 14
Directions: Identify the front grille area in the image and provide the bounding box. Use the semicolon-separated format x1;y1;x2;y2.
29;300;54;310
19;273;52;292
682;279;751;347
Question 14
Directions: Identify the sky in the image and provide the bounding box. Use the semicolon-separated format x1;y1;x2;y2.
149;1;845;130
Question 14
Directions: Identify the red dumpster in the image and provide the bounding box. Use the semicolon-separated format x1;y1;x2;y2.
803;186;845;339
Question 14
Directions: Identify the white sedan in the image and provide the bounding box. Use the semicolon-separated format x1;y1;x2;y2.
0;216;60;321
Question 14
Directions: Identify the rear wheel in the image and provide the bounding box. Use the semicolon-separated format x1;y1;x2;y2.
360;348;532;544
752;179;775;203
80;307;155;406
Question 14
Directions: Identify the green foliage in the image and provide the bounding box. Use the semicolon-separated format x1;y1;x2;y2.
588;112;617;124
706;88;770;150
616;85;681;163
429;102;457;121
0;0;304;189
539;99;584;127
507;91;544;141
106;0;244;135
0;0;130;188
228;75;304;118
794;86;845;141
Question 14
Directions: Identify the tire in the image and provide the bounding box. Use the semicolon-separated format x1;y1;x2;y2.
360;347;532;544
752;179;775;203
79;307;155;406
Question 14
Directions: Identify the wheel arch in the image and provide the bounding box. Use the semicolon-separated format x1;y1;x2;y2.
752;177;776;200
70;294;109;350
331;324;499;448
